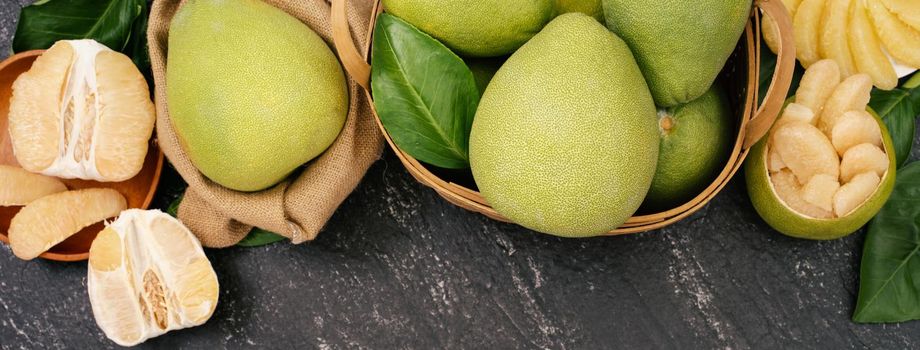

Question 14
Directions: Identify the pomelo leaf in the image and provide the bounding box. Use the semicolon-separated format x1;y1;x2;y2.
854;162;920;323
13;0;145;53
370;13;479;169
868;78;920;168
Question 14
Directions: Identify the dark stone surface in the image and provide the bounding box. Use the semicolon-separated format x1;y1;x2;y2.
2;2;920;349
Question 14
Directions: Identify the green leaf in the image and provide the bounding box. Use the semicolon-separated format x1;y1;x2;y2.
13;0;145;53
370;13;479;169
166;195;182;217
854;162;920;323
236;229;286;247
869;86;919;168
124;1;150;82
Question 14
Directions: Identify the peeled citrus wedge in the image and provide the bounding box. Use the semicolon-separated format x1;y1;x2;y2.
880;0;920;32
793;0;826;67
88;209;218;347
794;59;840;114
9;188;126;260
819;0;857;77
849;0;899;90
745;60;896;240
8;39;155;182
867;0;920;68
0;165;67;206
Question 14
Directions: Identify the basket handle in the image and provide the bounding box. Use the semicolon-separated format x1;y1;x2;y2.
743;0;796;149
332;0;374;90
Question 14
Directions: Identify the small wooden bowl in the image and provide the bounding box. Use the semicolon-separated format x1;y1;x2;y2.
0;50;164;261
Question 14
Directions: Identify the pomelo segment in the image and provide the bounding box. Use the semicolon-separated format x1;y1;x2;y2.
849;0;898;90
88;209;218;346
7;40;154;182
9;188;126;260
817;74;872;134
880;0;920;32
839;143;889;182
793;0;826;67
831;111;882;156
771;170;834;218
795;60;840;114
772;122;839;184
867;0;920;68
0;165;67;206
802;174;840;212
818;0;857;77
834;172;882;217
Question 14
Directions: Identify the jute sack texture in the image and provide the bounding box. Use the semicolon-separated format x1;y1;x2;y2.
147;0;383;247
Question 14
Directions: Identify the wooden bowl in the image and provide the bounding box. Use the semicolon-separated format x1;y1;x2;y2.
331;0;796;236
0;50;164;261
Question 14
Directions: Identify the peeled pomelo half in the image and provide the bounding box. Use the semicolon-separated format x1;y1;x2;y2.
88;209;218;347
7;39;155;182
746;100;895;239
9;188;126;260
0;165;67;206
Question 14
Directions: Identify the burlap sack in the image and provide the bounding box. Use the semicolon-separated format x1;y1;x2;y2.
147;0;383;247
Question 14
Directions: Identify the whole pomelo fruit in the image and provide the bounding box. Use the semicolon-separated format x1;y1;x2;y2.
745;107;896;240
382;0;554;57
644;84;733;211
469;13;659;238
601;0;752;106
167;0;347;192
553;0;603;21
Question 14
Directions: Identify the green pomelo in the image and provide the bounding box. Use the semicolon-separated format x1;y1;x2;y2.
553;0;603;21
167;0;347;192
745;107;896;240
602;0;752;106
469;13;659;238
382;0;554;57
644;84;733;211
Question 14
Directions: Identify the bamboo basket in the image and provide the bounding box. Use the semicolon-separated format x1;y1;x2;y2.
331;0;796;235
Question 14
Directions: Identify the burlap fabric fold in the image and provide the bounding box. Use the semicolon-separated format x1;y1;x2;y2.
147;0;383;247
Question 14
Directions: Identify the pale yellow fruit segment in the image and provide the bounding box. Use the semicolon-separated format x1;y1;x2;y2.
795;60;840;114
8;42;72;172
818;74;872;134
92;51;156;181
794;0;827;67
768;146;788;173
763;0;802;53
771;170;835;218
88;209;218;347
881;0;920;32
802;174;840;212
831;111;882;156
849;0;899;90
834;171;881;217
0;165;67;206
772;122;840;185
839;143;889;182
819;0;857;77
867;0;920;68
6;39;154;182
9;188;126;260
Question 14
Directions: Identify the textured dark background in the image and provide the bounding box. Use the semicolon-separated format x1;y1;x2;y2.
3;1;920;349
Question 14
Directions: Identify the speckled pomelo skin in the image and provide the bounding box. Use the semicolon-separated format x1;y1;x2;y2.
382;0;554;57
745;108;896;240
469;14;659;238
644;84;733;211
167;0;347;192
602;0;752;107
